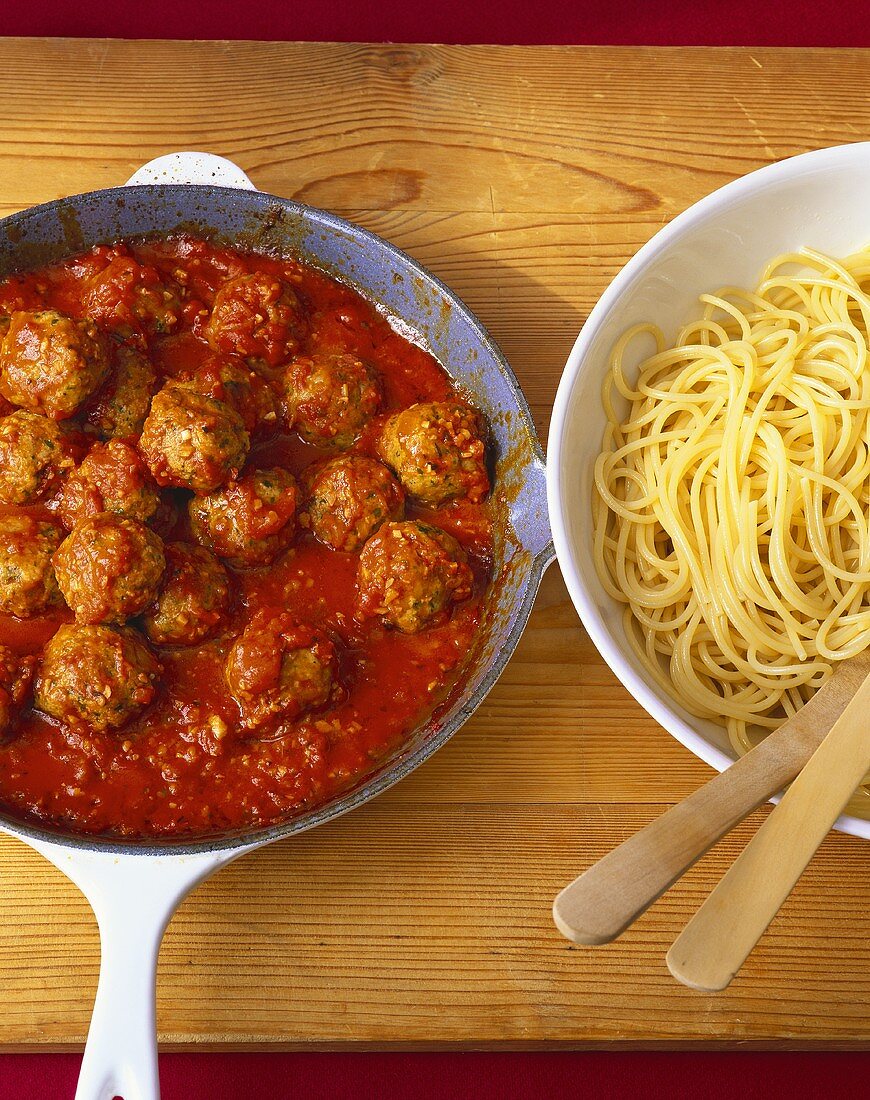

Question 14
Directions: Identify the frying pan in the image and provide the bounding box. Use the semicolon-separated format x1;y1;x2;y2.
0;153;554;1100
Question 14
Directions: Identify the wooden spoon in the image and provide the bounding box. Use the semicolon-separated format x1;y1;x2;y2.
553;651;870;946
666;660;870;991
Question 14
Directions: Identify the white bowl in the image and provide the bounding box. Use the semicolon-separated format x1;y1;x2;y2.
547;142;870;840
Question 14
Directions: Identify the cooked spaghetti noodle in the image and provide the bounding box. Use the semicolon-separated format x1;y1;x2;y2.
593;247;870;815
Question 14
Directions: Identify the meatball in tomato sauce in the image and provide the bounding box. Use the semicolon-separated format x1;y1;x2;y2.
282;352;381;448
304;456;404;553
81;248;182;340
377;400;489;505
0;514;64;618
188;467;298;568
141;542;231;647
35;623;161;732
206;271;306;368
357;519;473;634
0;309;110;420
58;440;160;530
0;410;74;504
86;344;157;442
139;382;249;492
225;612;337;731
53;514;165;625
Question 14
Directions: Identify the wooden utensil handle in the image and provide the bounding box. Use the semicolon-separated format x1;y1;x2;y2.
553;654;870;945
666;670;870;992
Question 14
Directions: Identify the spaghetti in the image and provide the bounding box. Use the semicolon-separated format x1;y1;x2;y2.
593;247;870;815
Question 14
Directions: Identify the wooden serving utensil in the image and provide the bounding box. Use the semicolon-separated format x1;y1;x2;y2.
553;650;870;946
667;659;870;991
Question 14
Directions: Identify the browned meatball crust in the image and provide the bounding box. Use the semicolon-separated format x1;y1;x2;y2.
139;383;249;492
57;440;160;530
303;456;404;552
0;410;74;504
357;519;473;633
206;272;307;368
188;467;298;568
282;352;381;448
141;542;231;647
53;514;165;625
225;611;336;730
34;623;161;731
0;514;64;618
85;344;157;441
0;309;110;420
377;400;489;505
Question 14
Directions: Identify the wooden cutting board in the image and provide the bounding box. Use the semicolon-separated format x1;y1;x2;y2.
0;38;868;1050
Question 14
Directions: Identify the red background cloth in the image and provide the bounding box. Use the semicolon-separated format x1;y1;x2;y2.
3;1051;869;1099
1;0;870;46
1;2;868;1097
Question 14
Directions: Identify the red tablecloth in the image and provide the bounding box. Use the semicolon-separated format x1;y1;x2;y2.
2;0;870;46
3;1050;869;1099
1;3;867;1098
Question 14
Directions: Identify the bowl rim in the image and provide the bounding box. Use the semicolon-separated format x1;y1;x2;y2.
546;140;870;840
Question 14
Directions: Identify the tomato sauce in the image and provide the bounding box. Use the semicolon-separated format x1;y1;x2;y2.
0;237;492;839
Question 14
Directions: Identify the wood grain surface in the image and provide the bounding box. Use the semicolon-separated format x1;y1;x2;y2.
0;38;869;1050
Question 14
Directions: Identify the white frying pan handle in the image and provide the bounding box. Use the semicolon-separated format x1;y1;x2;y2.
125;152;256;190
27;841;250;1100
76;880;165;1100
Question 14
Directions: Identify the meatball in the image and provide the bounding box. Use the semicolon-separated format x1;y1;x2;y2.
357;519;473;633
0;645;36;736
141;542;231;646
139;383;249;492
0;514;64;618
282;352;381;448
53;514;165;625
34;623;161;732
86;344;157;441
206;272;306;368
225;612;336;730
377;400;489;505
188;467;298;568
303;456;404;553
177;353;279;435
81;251;182;339
57;440;160;530
0;410;74;504
0;309;110;419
